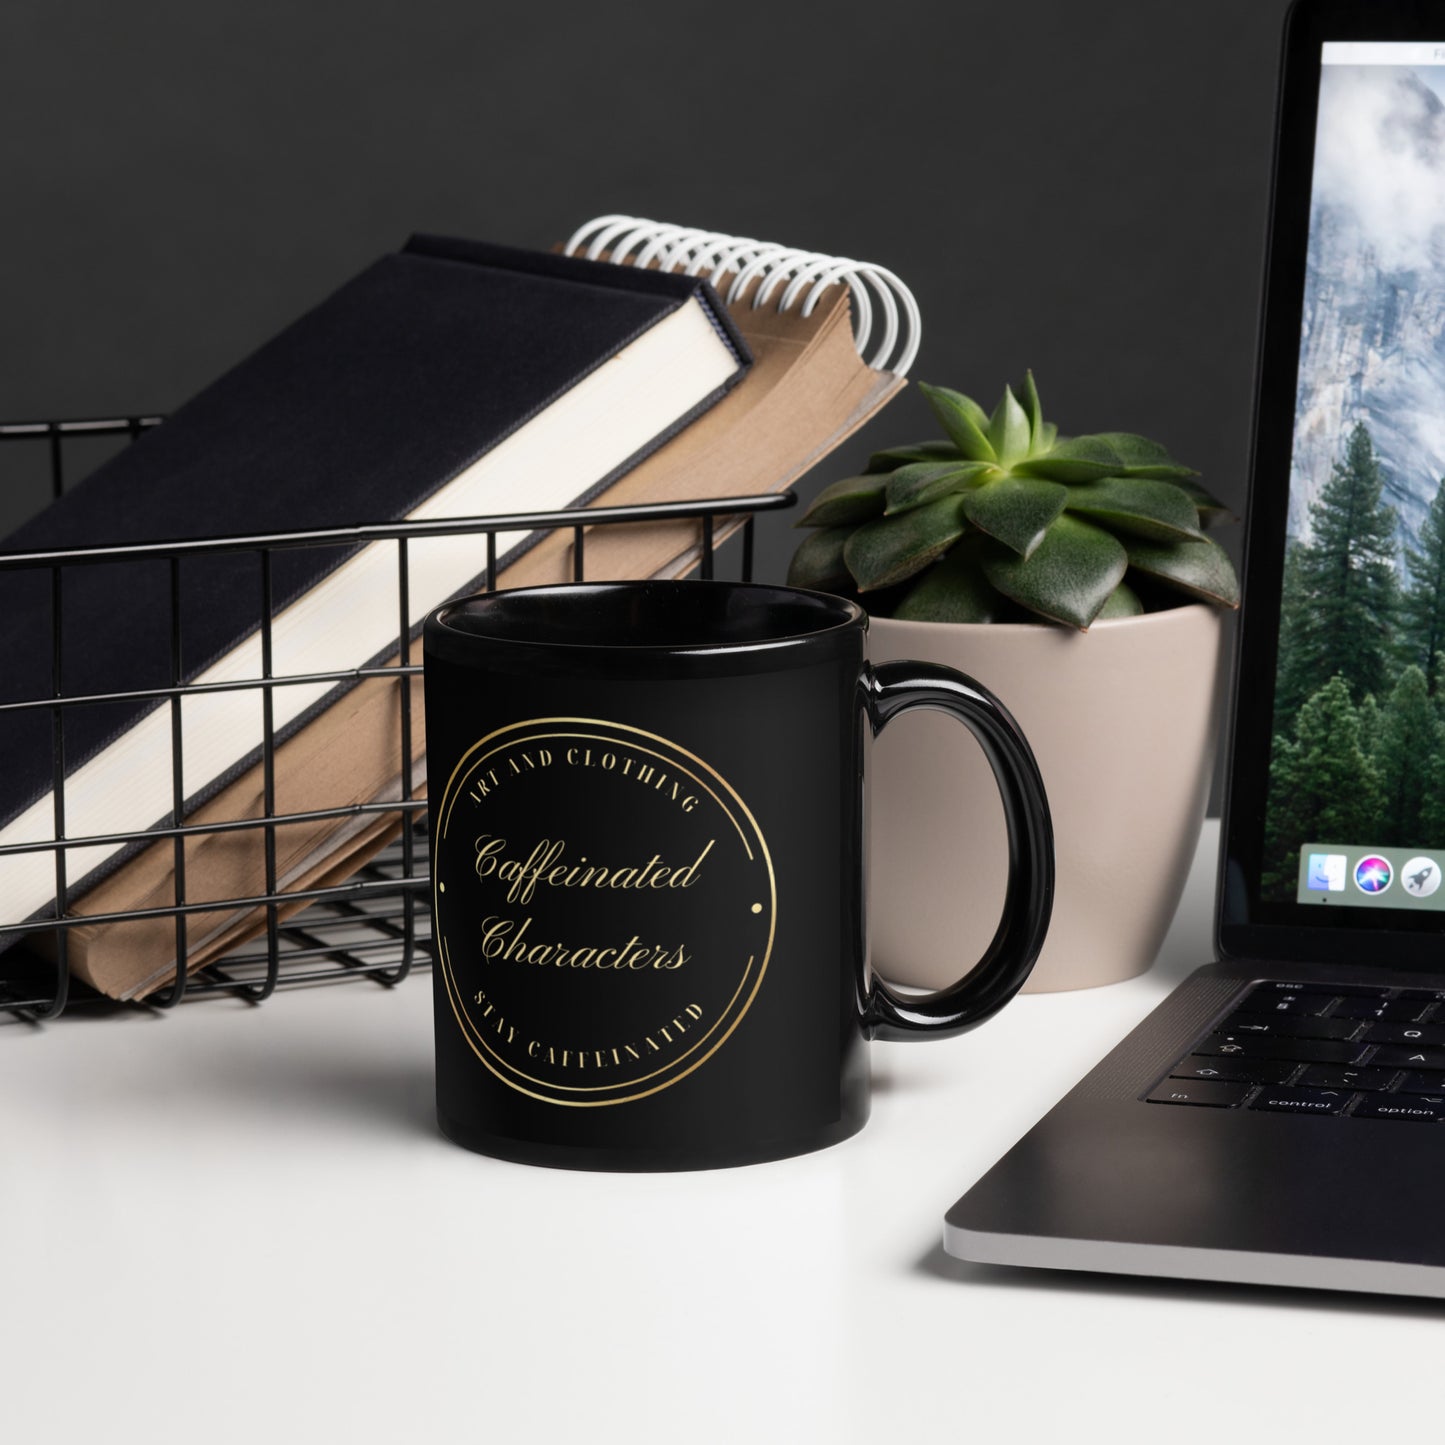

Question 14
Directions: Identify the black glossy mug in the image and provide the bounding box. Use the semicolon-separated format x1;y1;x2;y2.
423;580;1053;1170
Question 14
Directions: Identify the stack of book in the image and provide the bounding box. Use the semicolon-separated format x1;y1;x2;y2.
0;216;919;1000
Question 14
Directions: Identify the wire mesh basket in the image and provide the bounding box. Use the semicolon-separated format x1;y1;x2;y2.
0;415;793;1022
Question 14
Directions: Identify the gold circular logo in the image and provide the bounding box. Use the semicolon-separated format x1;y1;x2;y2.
434;718;775;1106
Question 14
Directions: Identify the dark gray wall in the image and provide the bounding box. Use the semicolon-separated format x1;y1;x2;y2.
1;0;1289;579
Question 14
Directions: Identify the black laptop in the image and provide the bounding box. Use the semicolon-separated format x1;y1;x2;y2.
944;0;1445;1298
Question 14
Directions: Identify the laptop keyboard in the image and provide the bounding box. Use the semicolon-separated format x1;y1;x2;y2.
1147;981;1445;1120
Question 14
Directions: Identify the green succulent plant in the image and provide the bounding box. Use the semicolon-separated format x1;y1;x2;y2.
787;374;1239;629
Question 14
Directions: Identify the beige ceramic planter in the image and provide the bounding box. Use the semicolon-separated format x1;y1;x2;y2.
866;605;1224;993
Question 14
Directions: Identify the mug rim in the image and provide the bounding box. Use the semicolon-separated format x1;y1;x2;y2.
426;579;868;657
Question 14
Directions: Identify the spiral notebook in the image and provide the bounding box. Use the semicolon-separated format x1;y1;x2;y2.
52;217;920;999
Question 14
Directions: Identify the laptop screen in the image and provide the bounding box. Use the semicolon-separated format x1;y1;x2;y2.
1263;40;1445;919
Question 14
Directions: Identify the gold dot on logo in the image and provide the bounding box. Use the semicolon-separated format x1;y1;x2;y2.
439;881;446;893
751;902;763;914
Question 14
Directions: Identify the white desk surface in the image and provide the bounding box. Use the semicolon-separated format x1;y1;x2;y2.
5;818;1441;1445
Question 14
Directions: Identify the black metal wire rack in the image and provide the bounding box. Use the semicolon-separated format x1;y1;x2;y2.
0;415;793;1023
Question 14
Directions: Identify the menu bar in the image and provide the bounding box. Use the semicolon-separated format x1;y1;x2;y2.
1322;42;1445;67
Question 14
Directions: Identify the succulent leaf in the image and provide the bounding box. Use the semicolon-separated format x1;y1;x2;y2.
1087;432;1198;480
866;440;966;473
796;474;887;528
987;385;1032;464
1063;476;1204;543
1022;371;1044;451
844;495;967;592
923;383;990;433
893;546;1000;623
885;461;996;514
1096;580;1144;619
916;383;997;462
980;514;1129;629
1173;477;1235;528
1012;435;1126;483
961;475;1068;558
1125;535;1241;607
1038;421;1058;451
786;526;855;591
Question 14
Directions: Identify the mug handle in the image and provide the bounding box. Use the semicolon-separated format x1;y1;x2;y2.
861;659;1055;1041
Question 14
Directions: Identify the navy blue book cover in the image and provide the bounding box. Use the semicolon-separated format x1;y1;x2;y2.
0;234;748;908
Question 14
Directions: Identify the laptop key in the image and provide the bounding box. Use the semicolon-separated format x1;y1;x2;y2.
1333;998;1432;1022
1361;1022;1445;1046
1198;1036;1365;1064
1231;991;1337;1017
1147;1081;1253;1107
1247;982;1382;998
1249;1087;1353;1116
1398;1071;1445;1095
1222;1016;1362;1041
1352;1097;1445;1122
1367;1046;1445;1069
1297;1065;1395;1091
1170;1056;1295;1085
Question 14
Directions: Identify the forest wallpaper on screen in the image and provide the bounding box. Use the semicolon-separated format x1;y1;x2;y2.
1263;61;1445;899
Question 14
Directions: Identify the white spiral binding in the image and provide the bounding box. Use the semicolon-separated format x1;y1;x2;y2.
562;214;921;376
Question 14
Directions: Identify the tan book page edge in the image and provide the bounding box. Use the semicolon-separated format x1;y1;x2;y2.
647;368;903;581
55;670;424;998
125;807;411;1001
